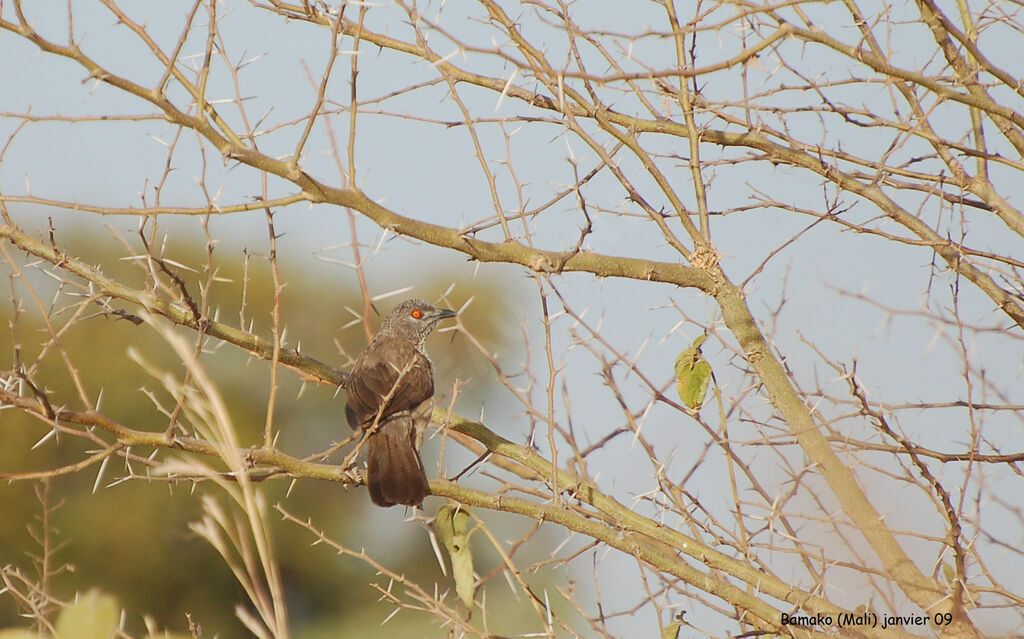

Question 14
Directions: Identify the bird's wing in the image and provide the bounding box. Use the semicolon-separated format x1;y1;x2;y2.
345;337;434;428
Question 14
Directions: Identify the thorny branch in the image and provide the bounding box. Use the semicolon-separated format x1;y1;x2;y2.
2;1;1023;637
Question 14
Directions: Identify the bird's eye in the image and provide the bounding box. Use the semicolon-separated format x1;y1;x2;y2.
411;309;423;319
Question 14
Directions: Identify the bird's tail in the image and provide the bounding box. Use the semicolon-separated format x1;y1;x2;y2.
366;418;429;507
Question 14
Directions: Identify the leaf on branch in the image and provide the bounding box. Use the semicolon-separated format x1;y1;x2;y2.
433;504;475;609
674;335;711;411
0;630;44;639
942;562;955;583
661;620;682;639
54;589;120;639
662;610;687;639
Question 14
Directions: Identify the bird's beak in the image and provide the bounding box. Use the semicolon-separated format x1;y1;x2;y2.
432;308;457;321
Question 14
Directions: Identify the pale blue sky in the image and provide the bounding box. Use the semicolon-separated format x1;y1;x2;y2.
3;1;1023;636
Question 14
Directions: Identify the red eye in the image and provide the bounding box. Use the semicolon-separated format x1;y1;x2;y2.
411;309;423;319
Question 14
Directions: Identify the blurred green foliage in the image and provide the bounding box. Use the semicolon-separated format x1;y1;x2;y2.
0;221;551;638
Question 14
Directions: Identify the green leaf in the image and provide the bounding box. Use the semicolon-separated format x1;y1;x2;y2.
674;335;711;410
662;620;682;639
0;630;45;639
54;589;120;639
433;504;475;609
942;562;955;583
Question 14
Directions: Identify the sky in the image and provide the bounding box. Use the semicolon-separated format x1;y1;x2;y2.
2;1;1023;637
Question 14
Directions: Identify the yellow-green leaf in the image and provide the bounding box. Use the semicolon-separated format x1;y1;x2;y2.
55;589;120;639
0;630;44;639
433;504;475;609
662;620;682;639
674;335;711;410
942;562;955;583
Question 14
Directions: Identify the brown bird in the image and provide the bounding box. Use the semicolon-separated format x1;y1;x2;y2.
345;299;456;507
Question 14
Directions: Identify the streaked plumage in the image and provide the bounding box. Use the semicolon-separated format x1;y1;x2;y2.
345;299;455;507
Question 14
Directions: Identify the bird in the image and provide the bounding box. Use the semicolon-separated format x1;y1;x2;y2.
345;298;456;507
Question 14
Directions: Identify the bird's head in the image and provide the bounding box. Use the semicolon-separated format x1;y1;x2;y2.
379;298;457;345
